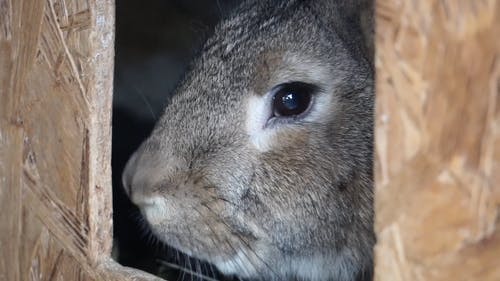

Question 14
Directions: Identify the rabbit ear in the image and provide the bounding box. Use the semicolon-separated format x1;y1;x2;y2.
307;0;374;65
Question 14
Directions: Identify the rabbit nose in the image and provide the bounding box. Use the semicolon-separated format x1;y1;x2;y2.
122;146;175;206
122;150;140;198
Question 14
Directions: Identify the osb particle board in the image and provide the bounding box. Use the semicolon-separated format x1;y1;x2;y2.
0;0;159;280
374;0;500;280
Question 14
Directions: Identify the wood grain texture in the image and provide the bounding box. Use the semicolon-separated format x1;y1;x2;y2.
0;0;159;280
374;0;500;280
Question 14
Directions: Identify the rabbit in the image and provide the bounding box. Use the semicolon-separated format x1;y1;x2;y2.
122;0;375;280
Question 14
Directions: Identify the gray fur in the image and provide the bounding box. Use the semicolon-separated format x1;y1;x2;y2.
123;0;374;280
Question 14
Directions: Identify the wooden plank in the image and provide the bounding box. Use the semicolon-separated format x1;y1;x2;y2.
19;204;97;281
1;1;46;279
374;0;500;280
0;0;158;280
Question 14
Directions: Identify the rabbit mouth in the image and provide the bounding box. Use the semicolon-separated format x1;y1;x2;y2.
156;229;267;278
136;197;264;263
168;227;260;262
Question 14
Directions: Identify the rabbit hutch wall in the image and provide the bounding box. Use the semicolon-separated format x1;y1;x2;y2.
0;1;499;281
0;0;158;280
375;1;500;280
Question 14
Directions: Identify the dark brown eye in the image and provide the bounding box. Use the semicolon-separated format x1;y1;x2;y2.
272;82;316;117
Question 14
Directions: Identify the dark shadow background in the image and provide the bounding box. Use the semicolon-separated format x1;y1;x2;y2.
112;0;241;280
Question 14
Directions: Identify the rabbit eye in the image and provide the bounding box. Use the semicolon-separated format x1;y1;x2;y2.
272;82;315;117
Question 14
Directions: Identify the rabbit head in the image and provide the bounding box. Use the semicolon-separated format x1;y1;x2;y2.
123;0;374;280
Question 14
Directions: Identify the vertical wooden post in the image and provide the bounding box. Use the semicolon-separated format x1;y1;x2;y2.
0;0;159;280
375;1;500;280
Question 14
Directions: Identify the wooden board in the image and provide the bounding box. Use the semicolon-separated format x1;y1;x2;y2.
0;0;159;280
374;0;500;280
3;0;500;280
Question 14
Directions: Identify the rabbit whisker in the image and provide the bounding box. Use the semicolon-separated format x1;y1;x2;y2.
157;259;221;281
